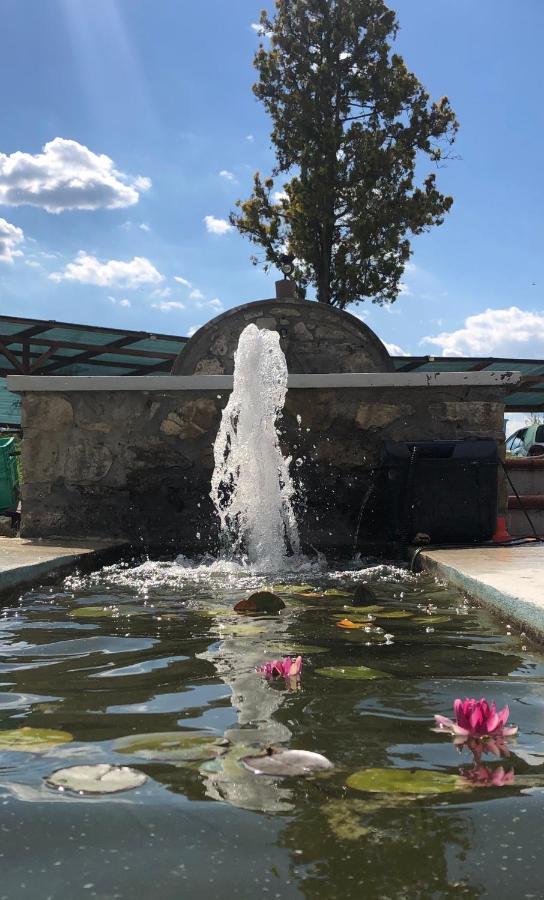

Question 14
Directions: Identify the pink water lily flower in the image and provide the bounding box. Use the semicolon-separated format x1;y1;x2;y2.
257;656;302;680
434;698;518;739
460;765;515;788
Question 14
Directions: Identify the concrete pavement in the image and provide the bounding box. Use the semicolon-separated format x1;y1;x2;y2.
417;542;544;638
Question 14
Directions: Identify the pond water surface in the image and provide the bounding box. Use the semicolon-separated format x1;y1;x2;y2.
1;556;543;900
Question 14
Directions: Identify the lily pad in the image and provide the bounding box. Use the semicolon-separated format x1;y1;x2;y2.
322;589;354;598
0;727;73;753
263;643;328;655
241;747;333;777
271;584;312;594
234;592;285;614
341;604;385;615
346;767;463;795
216;623;267;636
69;605;144;619
316;665;391;681
114;731;228;762
411;615;451;625
375;611;414;619
45;764;147;795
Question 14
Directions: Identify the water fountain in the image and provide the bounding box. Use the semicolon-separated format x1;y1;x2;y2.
210;323;300;572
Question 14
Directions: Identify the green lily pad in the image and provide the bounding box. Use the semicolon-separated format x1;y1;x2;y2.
316;666;391;680
263;643;328;655
375;610;414;619
0;727;73;753
340;605;385;615
45;764;147;795
194;607;234;618
114;731;228;762
346;767;463;795
271;584;312;594
216;623;267;636
322;589;354;597
69;605;145;619
411;615;451;625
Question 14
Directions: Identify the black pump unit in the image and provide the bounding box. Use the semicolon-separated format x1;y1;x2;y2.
382;439;499;545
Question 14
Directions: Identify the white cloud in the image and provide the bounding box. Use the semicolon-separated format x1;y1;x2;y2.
189;288;204;300
273;190;288;202
139;223;150;232
204;215;232;235
246;134;254;143
25;259;42;269
423;306;544;357
0;138;150;213
119;298;131;308
0;217;24;263
208;298;223;311
219;169;236;183
384;342;409;356
50;252;163;288
174;275;192;288
250;22;273;37
152;300;185;313
151;286;172;299
187;325;201;337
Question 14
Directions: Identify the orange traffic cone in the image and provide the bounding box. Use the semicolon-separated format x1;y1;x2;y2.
492;515;512;543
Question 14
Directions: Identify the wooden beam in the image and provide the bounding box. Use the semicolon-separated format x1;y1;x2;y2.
29;345;59;373
0;341;24;373
17;336;173;360
41;335;146;373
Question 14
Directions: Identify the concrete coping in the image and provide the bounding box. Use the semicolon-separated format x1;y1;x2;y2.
7;372;521;392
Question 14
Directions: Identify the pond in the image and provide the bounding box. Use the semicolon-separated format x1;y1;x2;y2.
0;555;543;899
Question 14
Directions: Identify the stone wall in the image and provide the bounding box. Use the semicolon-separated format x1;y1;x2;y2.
19;384;506;552
171;299;394;375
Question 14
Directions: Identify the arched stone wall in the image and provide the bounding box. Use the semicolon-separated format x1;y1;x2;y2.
171;299;393;375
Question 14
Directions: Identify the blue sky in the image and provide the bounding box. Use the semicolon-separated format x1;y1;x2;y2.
1;0;543;366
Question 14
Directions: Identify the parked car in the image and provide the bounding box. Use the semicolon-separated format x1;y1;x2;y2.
505;423;544;457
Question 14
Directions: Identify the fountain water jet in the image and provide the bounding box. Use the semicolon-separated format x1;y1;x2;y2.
210;324;300;572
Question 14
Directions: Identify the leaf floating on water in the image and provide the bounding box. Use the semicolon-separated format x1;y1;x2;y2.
69;605;144;619
0;727;73;753
271;584;312;594
263;643;328;655
316;666;392;681
241;748;334;777
114;731;228;762
375;611;414;619
217;623;267;636
322;589;354;598
340;605;385;615
234;592;285;615
336;618;364;630
411;615;451;625
45;764;147;795
346;767;463;795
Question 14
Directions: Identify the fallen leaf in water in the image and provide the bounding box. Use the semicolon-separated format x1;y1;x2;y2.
375;611;414;619
336;618;364;630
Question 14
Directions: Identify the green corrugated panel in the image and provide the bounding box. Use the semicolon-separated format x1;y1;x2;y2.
0;379;22;426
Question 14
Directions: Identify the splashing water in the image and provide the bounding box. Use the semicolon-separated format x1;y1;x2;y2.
210;323;300;572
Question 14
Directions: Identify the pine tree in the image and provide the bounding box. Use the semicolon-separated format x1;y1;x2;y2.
231;0;458;307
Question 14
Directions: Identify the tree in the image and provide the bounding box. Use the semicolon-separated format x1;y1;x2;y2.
231;0;458;308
